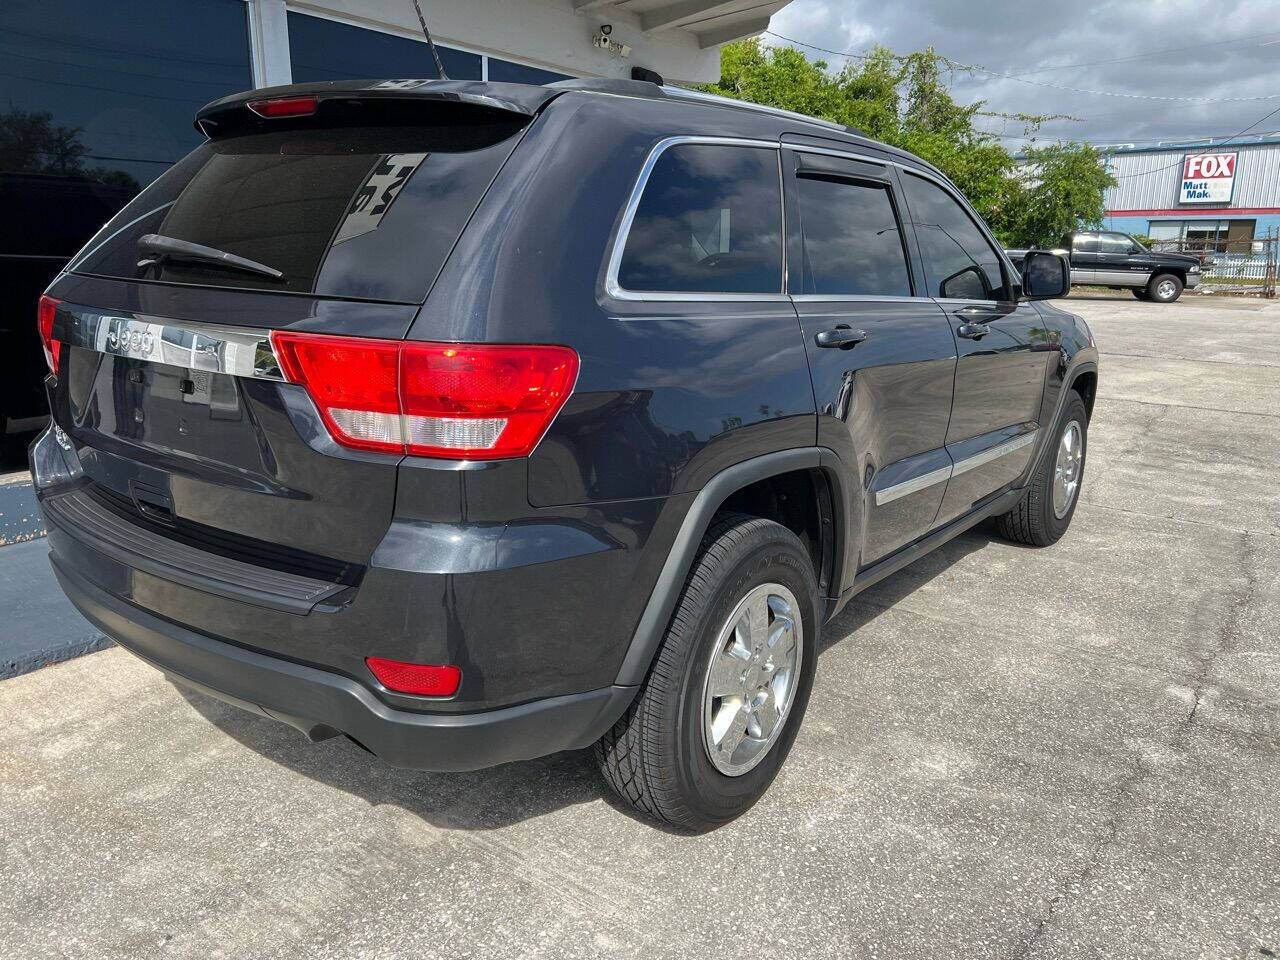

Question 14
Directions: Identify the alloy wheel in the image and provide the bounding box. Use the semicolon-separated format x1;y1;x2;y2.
701;583;803;777
1053;420;1083;519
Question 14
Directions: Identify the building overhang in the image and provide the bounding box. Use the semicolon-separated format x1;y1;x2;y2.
286;0;791;84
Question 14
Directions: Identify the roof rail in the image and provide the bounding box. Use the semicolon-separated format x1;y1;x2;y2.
661;84;849;133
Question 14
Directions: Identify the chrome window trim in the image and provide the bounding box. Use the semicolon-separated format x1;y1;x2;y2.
604;136;787;303
61;308;283;381
874;430;1039;506
790;294;933;303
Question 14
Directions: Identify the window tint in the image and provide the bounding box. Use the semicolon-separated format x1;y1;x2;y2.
1099;233;1136;255
795;176;911;296
71;118;527;302
617;144;782;294
1073;234;1100;253
287;12;482;82
901;173;1006;300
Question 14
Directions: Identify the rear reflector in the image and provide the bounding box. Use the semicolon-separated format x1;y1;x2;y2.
366;657;461;697
247;94;319;118
271;332;578;460
37;295;61;376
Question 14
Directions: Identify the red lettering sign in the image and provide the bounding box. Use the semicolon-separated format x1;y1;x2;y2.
1184;153;1237;179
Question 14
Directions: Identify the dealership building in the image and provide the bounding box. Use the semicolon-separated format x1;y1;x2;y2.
1100;135;1280;250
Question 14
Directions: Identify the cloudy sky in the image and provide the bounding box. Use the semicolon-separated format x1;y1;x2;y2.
766;0;1280;148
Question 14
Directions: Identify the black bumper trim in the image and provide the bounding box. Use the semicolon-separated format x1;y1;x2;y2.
52;557;637;772
43;487;347;615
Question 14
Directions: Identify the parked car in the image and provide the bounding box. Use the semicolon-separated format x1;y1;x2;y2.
31;78;1096;831
1007;230;1201;302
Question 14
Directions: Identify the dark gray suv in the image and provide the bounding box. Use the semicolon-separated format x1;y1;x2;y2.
31;78;1095;831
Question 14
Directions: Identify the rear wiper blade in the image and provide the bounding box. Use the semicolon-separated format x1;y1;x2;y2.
137;233;284;280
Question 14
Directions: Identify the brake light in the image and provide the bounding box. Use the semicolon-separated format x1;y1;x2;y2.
366;657;461;697
37;295;61;376
247;94;318;118
271;332;579;460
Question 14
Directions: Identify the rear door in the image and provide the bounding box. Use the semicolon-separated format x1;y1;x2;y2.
47;98;531;569
897;170;1049;527
784;148;956;571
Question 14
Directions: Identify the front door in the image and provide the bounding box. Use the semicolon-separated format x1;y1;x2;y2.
1096;231;1153;287
898;170;1051;526
784;149;957;575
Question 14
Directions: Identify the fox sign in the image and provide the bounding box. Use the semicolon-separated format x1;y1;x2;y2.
1180;152;1238;204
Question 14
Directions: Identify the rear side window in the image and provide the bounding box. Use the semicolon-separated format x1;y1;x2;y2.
794;175;912;297
616;143;782;295
70;115;527;303
901;173;1007;301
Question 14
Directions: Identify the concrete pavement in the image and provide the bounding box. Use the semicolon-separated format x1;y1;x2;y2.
1;293;1277;959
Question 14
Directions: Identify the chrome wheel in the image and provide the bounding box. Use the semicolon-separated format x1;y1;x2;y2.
1053;420;1083;519
1156;278;1177;301
701;583;802;777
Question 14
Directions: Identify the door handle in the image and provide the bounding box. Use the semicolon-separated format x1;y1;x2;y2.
815;326;867;349
957;322;990;340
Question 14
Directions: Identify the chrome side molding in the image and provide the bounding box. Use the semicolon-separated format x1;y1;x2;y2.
875;430;1039;506
61;307;283;381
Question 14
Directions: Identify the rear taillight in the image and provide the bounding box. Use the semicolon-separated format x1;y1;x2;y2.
271;332;579;460
37;295;61;376
366;657;461;697
247;94;318;118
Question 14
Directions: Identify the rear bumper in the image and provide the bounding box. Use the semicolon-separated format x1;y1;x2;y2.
52;557;636;771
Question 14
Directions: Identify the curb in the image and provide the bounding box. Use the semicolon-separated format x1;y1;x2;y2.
0;474;112;679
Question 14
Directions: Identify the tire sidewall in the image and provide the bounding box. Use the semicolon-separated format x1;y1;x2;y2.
670;527;819;826
1038;397;1088;540
1149;273;1182;303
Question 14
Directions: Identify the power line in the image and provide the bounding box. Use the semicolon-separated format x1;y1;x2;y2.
1003;30;1280;77
1109;102;1280;177
763;30;1280;103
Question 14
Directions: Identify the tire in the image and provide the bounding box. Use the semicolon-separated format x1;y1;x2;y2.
595;514;819;832
1147;273;1183;303
1131;289;1149;301
995;393;1088;547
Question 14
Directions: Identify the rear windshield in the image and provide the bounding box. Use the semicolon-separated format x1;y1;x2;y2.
70;117;526;303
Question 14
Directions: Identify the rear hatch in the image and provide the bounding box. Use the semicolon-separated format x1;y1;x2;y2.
45;84;541;585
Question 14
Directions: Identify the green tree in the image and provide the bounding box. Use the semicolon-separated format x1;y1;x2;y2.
699;39;1112;248
0;109;87;175
1011;142;1115;247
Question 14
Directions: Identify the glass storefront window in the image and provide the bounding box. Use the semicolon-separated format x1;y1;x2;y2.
0;0;253;434
487;58;571;85
287;12;483;82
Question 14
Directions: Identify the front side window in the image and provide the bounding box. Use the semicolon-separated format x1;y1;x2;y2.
1100;233;1137;255
1073;234;1101;253
794;175;912;297
901;173;1007;301
616;144;783;295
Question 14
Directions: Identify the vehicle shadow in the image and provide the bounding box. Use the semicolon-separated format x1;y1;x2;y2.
176;519;1006;832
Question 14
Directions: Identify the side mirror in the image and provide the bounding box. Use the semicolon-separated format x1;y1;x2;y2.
1020;250;1069;300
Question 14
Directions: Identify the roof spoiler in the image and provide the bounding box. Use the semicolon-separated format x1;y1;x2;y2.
194;79;557;138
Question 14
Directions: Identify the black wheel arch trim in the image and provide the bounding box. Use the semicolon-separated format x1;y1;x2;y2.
615;447;848;687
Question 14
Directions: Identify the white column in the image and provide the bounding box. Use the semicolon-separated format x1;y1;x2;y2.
246;0;293;88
